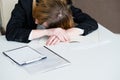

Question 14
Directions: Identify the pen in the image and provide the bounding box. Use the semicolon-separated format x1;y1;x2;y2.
22;56;47;65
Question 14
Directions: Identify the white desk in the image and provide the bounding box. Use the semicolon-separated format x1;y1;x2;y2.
0;24;120;80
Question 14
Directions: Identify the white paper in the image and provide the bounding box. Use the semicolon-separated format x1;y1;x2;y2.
3;46;46;65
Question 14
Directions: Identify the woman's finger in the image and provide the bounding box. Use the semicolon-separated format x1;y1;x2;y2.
49;37;60;45
54;30;69;42
46;35;56;45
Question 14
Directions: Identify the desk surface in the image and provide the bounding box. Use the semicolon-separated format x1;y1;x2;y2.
0;24;120;80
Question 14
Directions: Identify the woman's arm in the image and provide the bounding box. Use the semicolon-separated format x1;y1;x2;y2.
6;0;34;43
70;2;98;35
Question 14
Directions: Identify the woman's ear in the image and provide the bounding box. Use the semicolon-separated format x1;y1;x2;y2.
35;19;39;24
42;22;49;28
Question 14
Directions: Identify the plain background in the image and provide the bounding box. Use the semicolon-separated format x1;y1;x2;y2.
73;0;120;34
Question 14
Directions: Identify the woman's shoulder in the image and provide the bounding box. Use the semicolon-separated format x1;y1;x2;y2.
17;0;33;11
19;0;33;3
18;0;33;7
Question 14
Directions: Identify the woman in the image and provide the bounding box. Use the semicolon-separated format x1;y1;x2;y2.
6;0;98;45
32;0;76;45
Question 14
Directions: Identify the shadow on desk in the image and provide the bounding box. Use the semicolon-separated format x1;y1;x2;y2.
0;26;5;35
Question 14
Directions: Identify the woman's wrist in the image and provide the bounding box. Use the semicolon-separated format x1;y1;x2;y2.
66;28;84;36
28;29;48;40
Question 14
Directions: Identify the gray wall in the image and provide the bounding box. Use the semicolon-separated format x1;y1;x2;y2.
0;11;2;35
0;11;1;26
73;0;120;33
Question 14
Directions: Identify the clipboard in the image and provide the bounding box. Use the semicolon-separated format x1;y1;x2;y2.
3;46;47;66
3;46;70;73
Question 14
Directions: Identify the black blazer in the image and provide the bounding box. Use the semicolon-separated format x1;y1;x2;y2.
6;0;98;43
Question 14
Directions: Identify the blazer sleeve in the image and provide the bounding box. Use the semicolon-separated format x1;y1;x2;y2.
69;2;98;35
6;0;32;43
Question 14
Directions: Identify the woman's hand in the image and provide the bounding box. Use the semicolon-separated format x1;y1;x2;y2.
66;28;84;40
47;28;70;42
46;28;84;45
46;35;61;45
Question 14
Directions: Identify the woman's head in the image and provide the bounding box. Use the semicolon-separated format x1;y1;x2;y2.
33;0;74;29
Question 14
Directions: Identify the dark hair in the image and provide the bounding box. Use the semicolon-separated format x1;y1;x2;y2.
33;0;74;29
